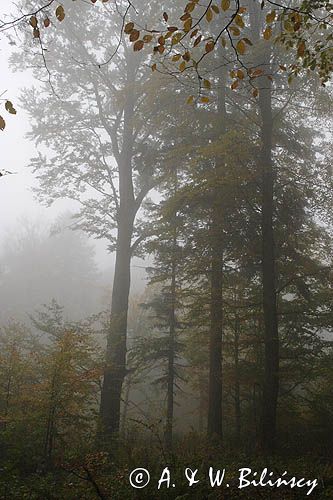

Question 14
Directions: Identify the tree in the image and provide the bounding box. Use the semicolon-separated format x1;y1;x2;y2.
12;0;175;442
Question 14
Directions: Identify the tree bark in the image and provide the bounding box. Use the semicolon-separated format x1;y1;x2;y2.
249;0;279;453
99;210;134;442
259;79;279;453
165;236;177;451
207;204;223;439
207;61;226;441
234;314;241;444
99;82;136;443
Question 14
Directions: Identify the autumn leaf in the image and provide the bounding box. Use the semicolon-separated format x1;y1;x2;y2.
29;16;38;28
236;40;246;55
55;5;65;22
124;22;134;34
203;79;211;89
184;18;193;31
266;11;276;24
235;15;245;28
5;101;17;115
194;35;202;47
143;34;153;43
205;41;215;53
133;40;144;51
263;27;272;40
0;116;5;131
130;30;140;42
206;8;213;23
172;54;182;61
221;0;230;11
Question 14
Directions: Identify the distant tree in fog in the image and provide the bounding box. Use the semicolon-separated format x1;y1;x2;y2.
0;213;101;323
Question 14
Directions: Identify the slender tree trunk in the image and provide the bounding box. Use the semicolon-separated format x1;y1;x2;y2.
100;80;136;442
259;79;279;453
165;237;177;451
198;378;205;433
234;314;241;444
100;212;134;442
120;375;132;439
249;0;279;453
207;62;226;440
207;204;223;439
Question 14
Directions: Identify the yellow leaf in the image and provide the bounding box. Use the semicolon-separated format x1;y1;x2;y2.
179;61;186;72
172;33;182;45
201;96;210;103
237;69;244;80
185;2;196;13
221;0;230;11
30;16;38;28
266;11;276;24
187;95;194;105
172;53;181;62
230;26;241;36
184;18;193;31
236;40;246;55
124;22;134;34
55;5;65;22
235;14;245;28
212;5;220;14
263;27;272;40
206;8;213;23
203;79;211;89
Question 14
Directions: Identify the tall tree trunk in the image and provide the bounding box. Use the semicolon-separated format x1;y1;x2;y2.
165;235;177;451
249;0;279;453
100;83;136;442
120;375;132;439
234;314;241;444
259;78;279;453
207;204;223;439
207;62;226;440
100;211;134;442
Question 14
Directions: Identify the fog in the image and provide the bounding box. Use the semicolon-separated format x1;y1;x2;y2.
0;1;332;498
